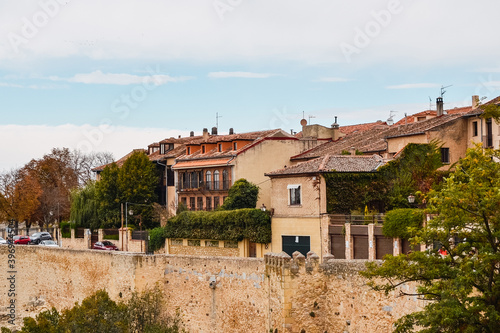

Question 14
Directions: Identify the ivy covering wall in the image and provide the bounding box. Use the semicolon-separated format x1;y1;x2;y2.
164;208;271;244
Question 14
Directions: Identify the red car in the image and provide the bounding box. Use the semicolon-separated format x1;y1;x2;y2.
92;241;119;251
13;235;30;244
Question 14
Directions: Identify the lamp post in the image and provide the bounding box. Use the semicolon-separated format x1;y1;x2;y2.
124;202;150;252
408;194;416;207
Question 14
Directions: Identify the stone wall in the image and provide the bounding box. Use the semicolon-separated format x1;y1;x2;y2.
0;246;423;332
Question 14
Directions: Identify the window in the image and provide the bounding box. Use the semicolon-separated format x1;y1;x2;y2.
189;197;195;210
206;197;212;211
486;118;493;147
441;148;450;164
214;170;220;190
160;144;165;154
214;196;220;209
222;170;229;189
218;143;222;152
181;197;187;207
202;145;206;153
197;197;203;210
233;142;237;150
287;184;301;206
205;171;212;190
187;147;191;155
472;121;478;137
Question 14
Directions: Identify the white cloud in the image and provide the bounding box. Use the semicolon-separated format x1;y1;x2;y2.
48;70;192;85
208;71;277;79
314;77;351;82
386;83;441;90
0;124;189;173
0;82;66;89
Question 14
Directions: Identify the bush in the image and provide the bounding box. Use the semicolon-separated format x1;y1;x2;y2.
60;221;73;238
165;208;271;243
382;208;424;239
148;227;166;252
220;179;259;210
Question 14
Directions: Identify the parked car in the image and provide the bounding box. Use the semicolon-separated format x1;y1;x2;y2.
30;232;52;244
13;235;30;244
40;240;59;247
92;241;119;251
0;236;7;244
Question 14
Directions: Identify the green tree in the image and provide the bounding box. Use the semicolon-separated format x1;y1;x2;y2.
69;181;100;230
118;151;159;229
362;145;500;332
95;162;121;227
220;178;259;210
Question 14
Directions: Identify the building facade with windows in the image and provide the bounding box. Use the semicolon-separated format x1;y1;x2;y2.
172;128;320;212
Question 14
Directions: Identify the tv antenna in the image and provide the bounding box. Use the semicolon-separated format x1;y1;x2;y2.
428;96;433;110
308;115;316;124
216;112;222;129
440;85;452;98
387;110;397;125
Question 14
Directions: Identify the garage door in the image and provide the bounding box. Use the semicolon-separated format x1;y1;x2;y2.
376;236;393;259
282;236;310;257
330;234;345;259
353;235;368;259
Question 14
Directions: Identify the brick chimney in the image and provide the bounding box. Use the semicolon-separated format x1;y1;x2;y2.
472;95;480;109
190;131;194;137
229;128;234;135
436;97;444;116
203;128;209;140
211;127;218;135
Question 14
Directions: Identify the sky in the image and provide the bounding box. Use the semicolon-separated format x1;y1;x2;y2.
1;0;500;172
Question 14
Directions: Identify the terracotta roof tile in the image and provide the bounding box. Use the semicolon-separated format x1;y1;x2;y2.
266;154;385;176
172;158;235;169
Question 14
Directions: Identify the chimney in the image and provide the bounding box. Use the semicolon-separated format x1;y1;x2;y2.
211;127;218;135
331;116;340;140
436;97;444;116
472;95;480;109
351;147;356;156
190;131;194;137
202;128;209;140
229;128;234;135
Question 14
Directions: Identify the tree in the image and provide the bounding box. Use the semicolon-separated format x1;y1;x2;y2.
0;168;42;231
220;178;259;210
118;151;159;229
95;162;121;228
362;145;500;332
70;181;100;230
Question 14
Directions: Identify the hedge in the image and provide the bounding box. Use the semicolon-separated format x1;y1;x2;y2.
164;208;271;244
148;227;166;252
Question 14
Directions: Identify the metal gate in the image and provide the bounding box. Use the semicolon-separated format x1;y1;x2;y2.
282;236;310;257
91;230;98;248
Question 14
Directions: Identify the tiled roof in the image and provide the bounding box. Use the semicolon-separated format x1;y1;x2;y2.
176;129;294;161
266;154;385;176
339;120;388;135
466;96;500;116
292;113;464;161
393;107;472;126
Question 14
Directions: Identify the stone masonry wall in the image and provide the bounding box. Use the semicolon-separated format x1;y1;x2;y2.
0;246;423;332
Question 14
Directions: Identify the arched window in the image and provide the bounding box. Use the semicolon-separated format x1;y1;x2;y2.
214;170;220;190
222;170;229;190
205;171;212;190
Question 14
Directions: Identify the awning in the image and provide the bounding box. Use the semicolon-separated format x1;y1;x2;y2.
172;158;234;170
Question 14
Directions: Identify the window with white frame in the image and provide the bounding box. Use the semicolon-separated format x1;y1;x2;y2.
287;184;301;206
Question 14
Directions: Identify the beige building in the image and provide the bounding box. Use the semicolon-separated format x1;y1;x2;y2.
265;154;385;260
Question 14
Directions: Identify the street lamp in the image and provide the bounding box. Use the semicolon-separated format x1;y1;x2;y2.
408;194;415;204
124;202;150;252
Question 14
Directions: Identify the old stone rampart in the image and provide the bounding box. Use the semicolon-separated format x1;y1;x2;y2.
0;246;423;332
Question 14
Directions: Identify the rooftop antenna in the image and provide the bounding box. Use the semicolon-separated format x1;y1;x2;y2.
216;112;222;130
387;110;397;126
440;85;452;98
428;96;433;110
308;115;316;124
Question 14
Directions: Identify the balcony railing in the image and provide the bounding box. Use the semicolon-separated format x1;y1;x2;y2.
177;180;230;192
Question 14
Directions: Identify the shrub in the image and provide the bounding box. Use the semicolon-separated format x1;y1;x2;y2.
165;208;271;243
382;208;424;239
148;227;166;252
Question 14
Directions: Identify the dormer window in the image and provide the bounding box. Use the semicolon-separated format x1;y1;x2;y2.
233;142;237;150
202;145;206;154
187;147;191;155
160;144;165;154
218;144;222;152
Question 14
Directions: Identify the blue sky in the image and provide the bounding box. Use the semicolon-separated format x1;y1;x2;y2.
1;0;500;171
